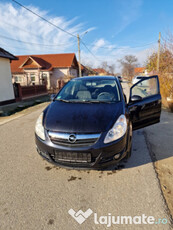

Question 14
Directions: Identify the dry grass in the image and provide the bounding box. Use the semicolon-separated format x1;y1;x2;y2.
159;74;173;98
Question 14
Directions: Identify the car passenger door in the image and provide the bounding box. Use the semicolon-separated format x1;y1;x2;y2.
128;75;161;130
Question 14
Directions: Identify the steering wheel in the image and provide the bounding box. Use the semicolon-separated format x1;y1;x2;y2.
97;92;112;99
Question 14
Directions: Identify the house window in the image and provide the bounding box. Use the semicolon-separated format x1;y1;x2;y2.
42;73;48;85
14;76;22;82
42;73;47;78
30;74;35;82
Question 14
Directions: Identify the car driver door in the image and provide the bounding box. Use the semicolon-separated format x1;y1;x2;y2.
128;75;161;130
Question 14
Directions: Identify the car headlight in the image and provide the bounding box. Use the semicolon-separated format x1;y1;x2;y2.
104;115;127;144
35;112;45;140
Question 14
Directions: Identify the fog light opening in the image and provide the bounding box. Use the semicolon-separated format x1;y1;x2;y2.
114;154;121;160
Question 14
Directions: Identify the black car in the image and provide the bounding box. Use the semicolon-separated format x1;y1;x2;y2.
35;75;161;169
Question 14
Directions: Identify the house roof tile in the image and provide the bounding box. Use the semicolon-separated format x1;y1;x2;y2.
11;53;77;73
0;47;18;60
134;67;145;73
93;68;107;74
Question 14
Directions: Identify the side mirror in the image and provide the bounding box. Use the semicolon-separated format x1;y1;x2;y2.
50;94;56;101
130;95;142;102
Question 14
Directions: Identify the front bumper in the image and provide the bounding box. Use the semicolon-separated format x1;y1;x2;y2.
35;132;129;169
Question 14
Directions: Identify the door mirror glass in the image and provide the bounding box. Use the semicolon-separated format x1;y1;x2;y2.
130;76;159;101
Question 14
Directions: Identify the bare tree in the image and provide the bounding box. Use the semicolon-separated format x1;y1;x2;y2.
108;64;115;75
101;61;108;71
100;62;116;75
118;55;138;80
146;35;173;99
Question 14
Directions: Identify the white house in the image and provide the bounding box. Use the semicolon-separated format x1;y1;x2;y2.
11;53;80;89
0;48;18;105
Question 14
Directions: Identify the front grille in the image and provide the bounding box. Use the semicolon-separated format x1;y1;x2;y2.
50;138;98;147
48;132;100;147
50;151;92;163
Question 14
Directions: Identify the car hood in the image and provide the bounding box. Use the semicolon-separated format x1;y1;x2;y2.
44;101;124;133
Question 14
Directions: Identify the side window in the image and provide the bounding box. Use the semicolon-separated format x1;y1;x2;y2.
131;76;159;99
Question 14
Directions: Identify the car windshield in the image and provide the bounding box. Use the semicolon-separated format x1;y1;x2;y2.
55;78;121;103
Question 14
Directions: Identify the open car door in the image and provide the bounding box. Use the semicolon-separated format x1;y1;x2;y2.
128;75;161;130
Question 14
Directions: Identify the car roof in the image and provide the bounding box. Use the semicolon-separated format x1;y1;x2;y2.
72;75;118;81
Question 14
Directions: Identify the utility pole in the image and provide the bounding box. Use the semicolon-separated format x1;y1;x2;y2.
157;32;161;73
77;34;82;77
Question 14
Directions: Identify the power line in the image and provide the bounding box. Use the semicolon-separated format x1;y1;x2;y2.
1;20;43;40
9;0;156;63
80;39;100;61
11;0;101;61
127;42;156;48
12;0;77;38
0;43;43;52
0;34;75;47
1;32;155;51
0;44;69;52
79;40;156;61
86;41;156;50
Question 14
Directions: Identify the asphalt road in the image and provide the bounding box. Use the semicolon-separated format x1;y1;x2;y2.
0;83;172;230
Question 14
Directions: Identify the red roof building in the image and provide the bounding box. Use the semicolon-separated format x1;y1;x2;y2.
11;53;79;89
93;68;108;75
134;67;147;75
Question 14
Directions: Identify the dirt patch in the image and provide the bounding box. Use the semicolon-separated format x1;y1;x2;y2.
45;166;52;171
68;176;77;182
48;219;54;225
155;159;173;219
144;113;173;221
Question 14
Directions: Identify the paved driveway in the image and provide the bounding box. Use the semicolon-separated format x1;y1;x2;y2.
0;86;172;229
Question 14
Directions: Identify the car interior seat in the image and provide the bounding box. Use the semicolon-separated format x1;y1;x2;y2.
76;84;91;100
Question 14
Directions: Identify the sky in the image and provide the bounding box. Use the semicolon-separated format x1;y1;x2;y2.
0;0;173;72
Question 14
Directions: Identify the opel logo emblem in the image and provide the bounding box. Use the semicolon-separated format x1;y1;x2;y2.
68;134;76;143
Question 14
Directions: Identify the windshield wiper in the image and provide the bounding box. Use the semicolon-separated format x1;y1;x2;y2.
56;99;117;104
55;99;70;103
80;100;112;104
96;101;111;104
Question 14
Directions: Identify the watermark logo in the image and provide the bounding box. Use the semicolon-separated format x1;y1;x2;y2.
68;208;168;226
68;208;93;224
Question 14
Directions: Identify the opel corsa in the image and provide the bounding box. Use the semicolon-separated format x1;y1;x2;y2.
35;76;161;169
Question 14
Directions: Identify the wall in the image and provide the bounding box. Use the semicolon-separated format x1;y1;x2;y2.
0;57;15;102
13;70;51;88
13;70;39;86
51;67;78;87
70;68;78;77
51;68;69;88
12;74;26;85
23;69;40;85
13;67;78;89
